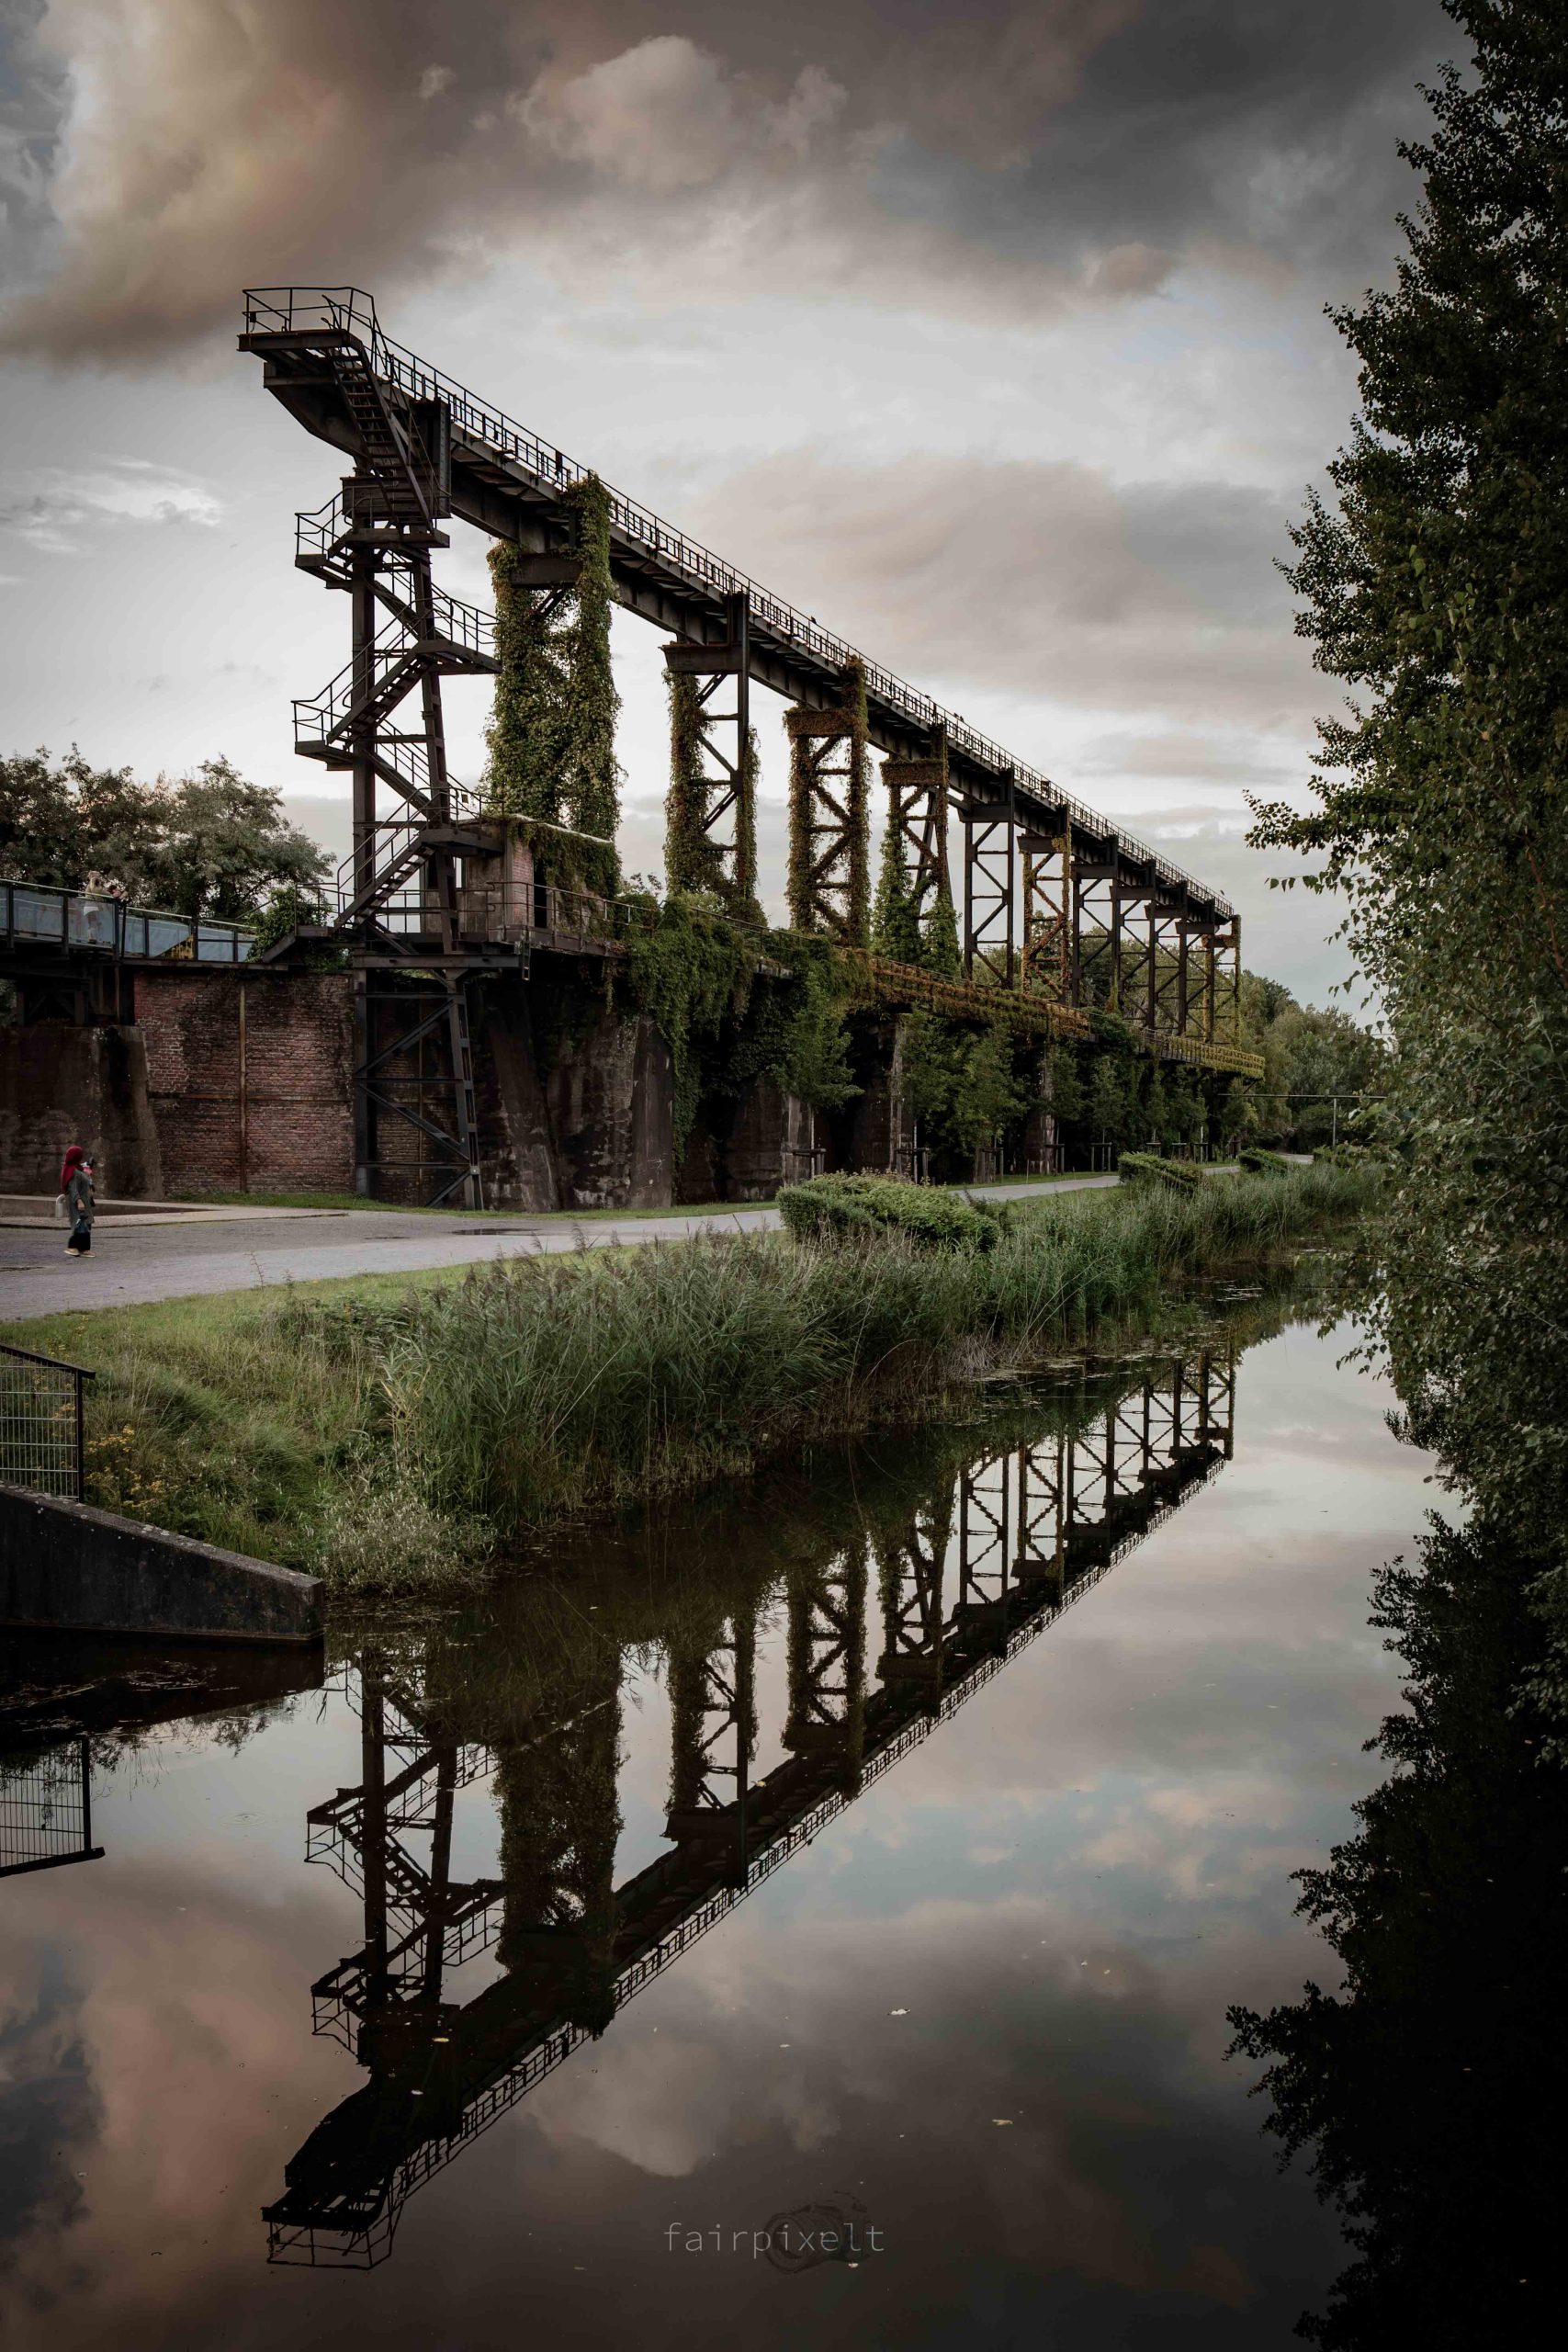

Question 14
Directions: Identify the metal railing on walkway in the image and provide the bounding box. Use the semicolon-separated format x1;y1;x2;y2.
0;879;254;966
0;1341;95;1500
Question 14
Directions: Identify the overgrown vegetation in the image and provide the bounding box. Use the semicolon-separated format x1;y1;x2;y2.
483;475;621;894
9;1161;1378;1593
1117;1151;1204;1192
618;897;857;1154
776;1171;1010;1250
1227;19;1568;2338
1248;0;1568;1601
663;672;761;914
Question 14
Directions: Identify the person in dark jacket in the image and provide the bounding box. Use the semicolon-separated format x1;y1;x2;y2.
61;1145;95;1256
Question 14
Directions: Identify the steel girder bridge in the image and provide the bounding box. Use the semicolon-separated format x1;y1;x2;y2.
240;288;1256;1204
264;1347;1235;2267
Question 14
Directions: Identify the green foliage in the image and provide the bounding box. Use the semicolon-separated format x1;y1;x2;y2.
270;1159;1379;1550
621;899;857;1152
776;1171;1010;1251
1247;0;1568;1590
1087;1047;1139;1154
1048;1044;1088;1127
484;543;565;825
871;817;922;964
898;1012;1026;1170
0;747;327;921
663;672;722;897
483;477;621;892
1238;1146;1292;1176
558;476;621;894
1118;1151;1204;1192
921;881;963;977
664;677;760;915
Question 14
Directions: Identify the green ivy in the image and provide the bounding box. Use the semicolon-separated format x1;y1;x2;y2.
482;476;620;893
620;899;858;1153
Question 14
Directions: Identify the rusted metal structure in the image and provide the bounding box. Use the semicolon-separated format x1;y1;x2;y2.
239;286;1251;1200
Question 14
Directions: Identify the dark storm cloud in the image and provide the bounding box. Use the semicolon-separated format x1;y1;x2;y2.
689;449;1313;728
0;0;1454;366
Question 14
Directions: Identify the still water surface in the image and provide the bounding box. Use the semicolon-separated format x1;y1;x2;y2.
0;1308;1437;2348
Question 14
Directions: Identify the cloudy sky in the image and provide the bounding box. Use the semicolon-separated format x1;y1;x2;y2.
0;0;1460;1002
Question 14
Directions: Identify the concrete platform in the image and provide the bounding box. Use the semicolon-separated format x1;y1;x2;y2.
0;1481;324;1645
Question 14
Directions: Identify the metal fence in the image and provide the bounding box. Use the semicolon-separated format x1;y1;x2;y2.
0;1341;94;1500
0;878;254;965
0;1740;103;1878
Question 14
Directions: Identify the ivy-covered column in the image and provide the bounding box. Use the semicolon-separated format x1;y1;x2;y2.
558;476;621;899
785;659;869;943
662;591;758;913
877;729;950;966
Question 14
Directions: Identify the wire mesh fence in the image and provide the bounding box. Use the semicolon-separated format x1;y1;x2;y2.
0;1739;102;1877
0;1341;93;1500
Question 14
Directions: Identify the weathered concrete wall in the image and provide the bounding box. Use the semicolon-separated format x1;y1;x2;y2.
841;1015;913;1173
722;1078;818;1200
0;1021;164;1196
546;1006;674;1209
0;1481;324;1645
479;981;562;1211
134;967;355;1194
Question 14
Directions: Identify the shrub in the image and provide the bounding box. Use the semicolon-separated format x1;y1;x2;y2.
776;1172;1009;1251
1238;1146;1294;1177
1118;1151;1204;1193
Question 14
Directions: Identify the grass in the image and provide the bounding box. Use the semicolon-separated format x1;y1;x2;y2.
4;1161;1379;1598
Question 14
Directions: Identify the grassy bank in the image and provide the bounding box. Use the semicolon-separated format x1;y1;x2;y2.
6;1162;1378;1591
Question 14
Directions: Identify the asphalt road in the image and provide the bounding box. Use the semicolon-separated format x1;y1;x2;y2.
0;1177;1121;1323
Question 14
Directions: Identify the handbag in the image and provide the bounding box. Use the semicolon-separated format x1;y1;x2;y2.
53;1191;68;1222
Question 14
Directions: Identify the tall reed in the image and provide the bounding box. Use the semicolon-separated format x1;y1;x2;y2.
285;1160;1378;1550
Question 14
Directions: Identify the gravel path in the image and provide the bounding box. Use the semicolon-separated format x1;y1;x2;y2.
0;1177;1122;1324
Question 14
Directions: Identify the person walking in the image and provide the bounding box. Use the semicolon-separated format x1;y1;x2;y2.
60;1145;95;1256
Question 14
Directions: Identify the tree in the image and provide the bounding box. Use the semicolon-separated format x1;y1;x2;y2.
1087;1051;1134;1155
871;816;922;964
0;746;327;920
1249;0;1568;1566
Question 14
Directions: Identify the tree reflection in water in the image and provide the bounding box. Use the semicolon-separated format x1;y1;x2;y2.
1229;1511;1568;2346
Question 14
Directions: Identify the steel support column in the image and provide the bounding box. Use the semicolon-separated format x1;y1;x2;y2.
1020;820;1072;1001
964;774;1016;985
662;591;756;905
785;665;870;941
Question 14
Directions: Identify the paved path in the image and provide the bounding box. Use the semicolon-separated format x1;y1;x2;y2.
0;1178;1121;1323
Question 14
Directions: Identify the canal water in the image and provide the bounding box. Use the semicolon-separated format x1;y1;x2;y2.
0;1303;1442;2348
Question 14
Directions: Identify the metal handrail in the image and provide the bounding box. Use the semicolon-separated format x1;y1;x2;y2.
0;878;254;964
1;1339;95;1502
242;286;1235;918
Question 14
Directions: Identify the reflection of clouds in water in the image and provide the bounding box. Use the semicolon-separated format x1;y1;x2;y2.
0;1314;1421;2345
0;1869;351;2352
0;1942;98;2258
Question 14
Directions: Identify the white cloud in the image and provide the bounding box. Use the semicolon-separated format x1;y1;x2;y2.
0;458;223;553
514;37;846;198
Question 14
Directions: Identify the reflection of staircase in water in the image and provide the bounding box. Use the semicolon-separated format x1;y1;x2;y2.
265;1348;1235;2267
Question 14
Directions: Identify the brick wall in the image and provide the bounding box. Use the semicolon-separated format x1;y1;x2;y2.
133;967;355;1194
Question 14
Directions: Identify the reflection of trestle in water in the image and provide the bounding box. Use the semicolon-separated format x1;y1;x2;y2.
265;1349;1235;2267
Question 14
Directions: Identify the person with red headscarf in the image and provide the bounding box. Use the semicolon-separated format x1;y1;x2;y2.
59;1145;95;1256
